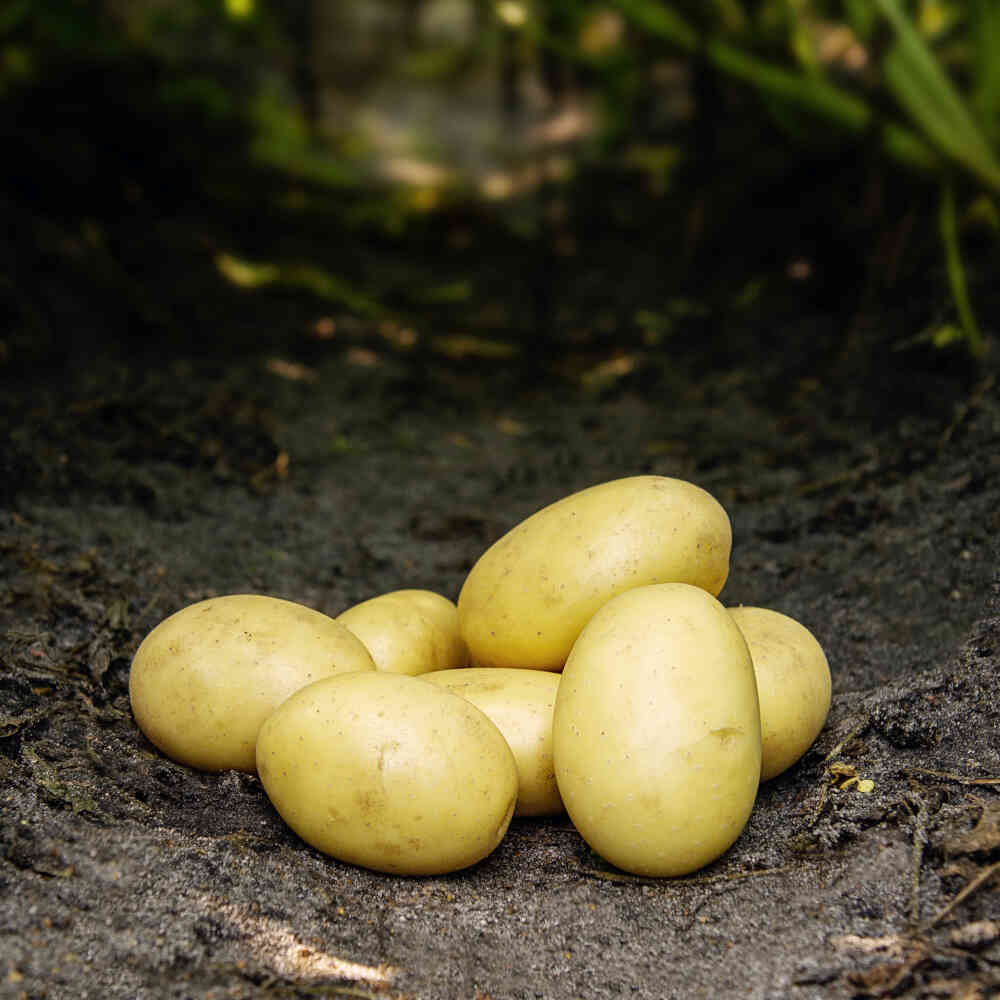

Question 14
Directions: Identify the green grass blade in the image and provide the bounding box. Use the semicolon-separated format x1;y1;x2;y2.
705;38;870;130
883;46;1000;186
612;0;699;53
971;0;1000;142
704;37;940;172
612;0;939;173
876;0;983;143
876;0;1000;190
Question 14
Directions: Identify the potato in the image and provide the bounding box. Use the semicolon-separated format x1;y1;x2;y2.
728;606;831;781
423;667;563;817
336;589;467;676
457;476;731;671
129;594;375;773
256;672;518;875
553;583;761;877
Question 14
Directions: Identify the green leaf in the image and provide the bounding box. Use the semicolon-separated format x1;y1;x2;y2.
612;0;699;53
613;0;939;175
843;0;879;40
705;38;871;130
970;0;1000;143
876;0;1000;190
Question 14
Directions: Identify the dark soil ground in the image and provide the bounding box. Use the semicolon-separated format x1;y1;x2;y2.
2;100;1000;997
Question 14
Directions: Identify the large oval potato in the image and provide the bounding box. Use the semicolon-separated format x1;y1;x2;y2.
423;667;563;816
728;606;831;781
129;594;375;773
256;672;518;875
457;476;731;671
553;583;761;877
336;589;467;676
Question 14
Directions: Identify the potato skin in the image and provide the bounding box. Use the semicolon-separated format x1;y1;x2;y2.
457;476;732;671
256;672;518;875
129;594;375;773
336;589;467;676
553;583;760;877
423;667;563;816
728;606;831;781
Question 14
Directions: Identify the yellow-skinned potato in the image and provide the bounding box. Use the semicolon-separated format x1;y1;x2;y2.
423;667;563;817
553;583;761;877
129;594;375;773
457;476;731;671
728;606;831;781
256;672;518;875
336;589;467;676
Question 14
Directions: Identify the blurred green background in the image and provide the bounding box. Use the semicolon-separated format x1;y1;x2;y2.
1;0;997;375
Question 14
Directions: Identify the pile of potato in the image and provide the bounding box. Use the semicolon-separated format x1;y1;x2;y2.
129;476;830;877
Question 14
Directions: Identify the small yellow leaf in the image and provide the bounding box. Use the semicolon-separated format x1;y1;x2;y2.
829;761;857;780
931;324;964;348
216;253;276;289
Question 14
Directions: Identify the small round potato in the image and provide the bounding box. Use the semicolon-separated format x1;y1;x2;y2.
423;667;563;817
129;594;375;773
728;606;831;781
256;672;518;875
458;476;732;671
553;583;761;877
336;589;467;676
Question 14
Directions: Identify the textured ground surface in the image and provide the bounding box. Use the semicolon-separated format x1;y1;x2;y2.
2;306;999;999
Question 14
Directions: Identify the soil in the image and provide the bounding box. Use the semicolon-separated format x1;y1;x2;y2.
2;115;1000;997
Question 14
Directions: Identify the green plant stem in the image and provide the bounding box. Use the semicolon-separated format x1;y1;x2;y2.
939;179;986;357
